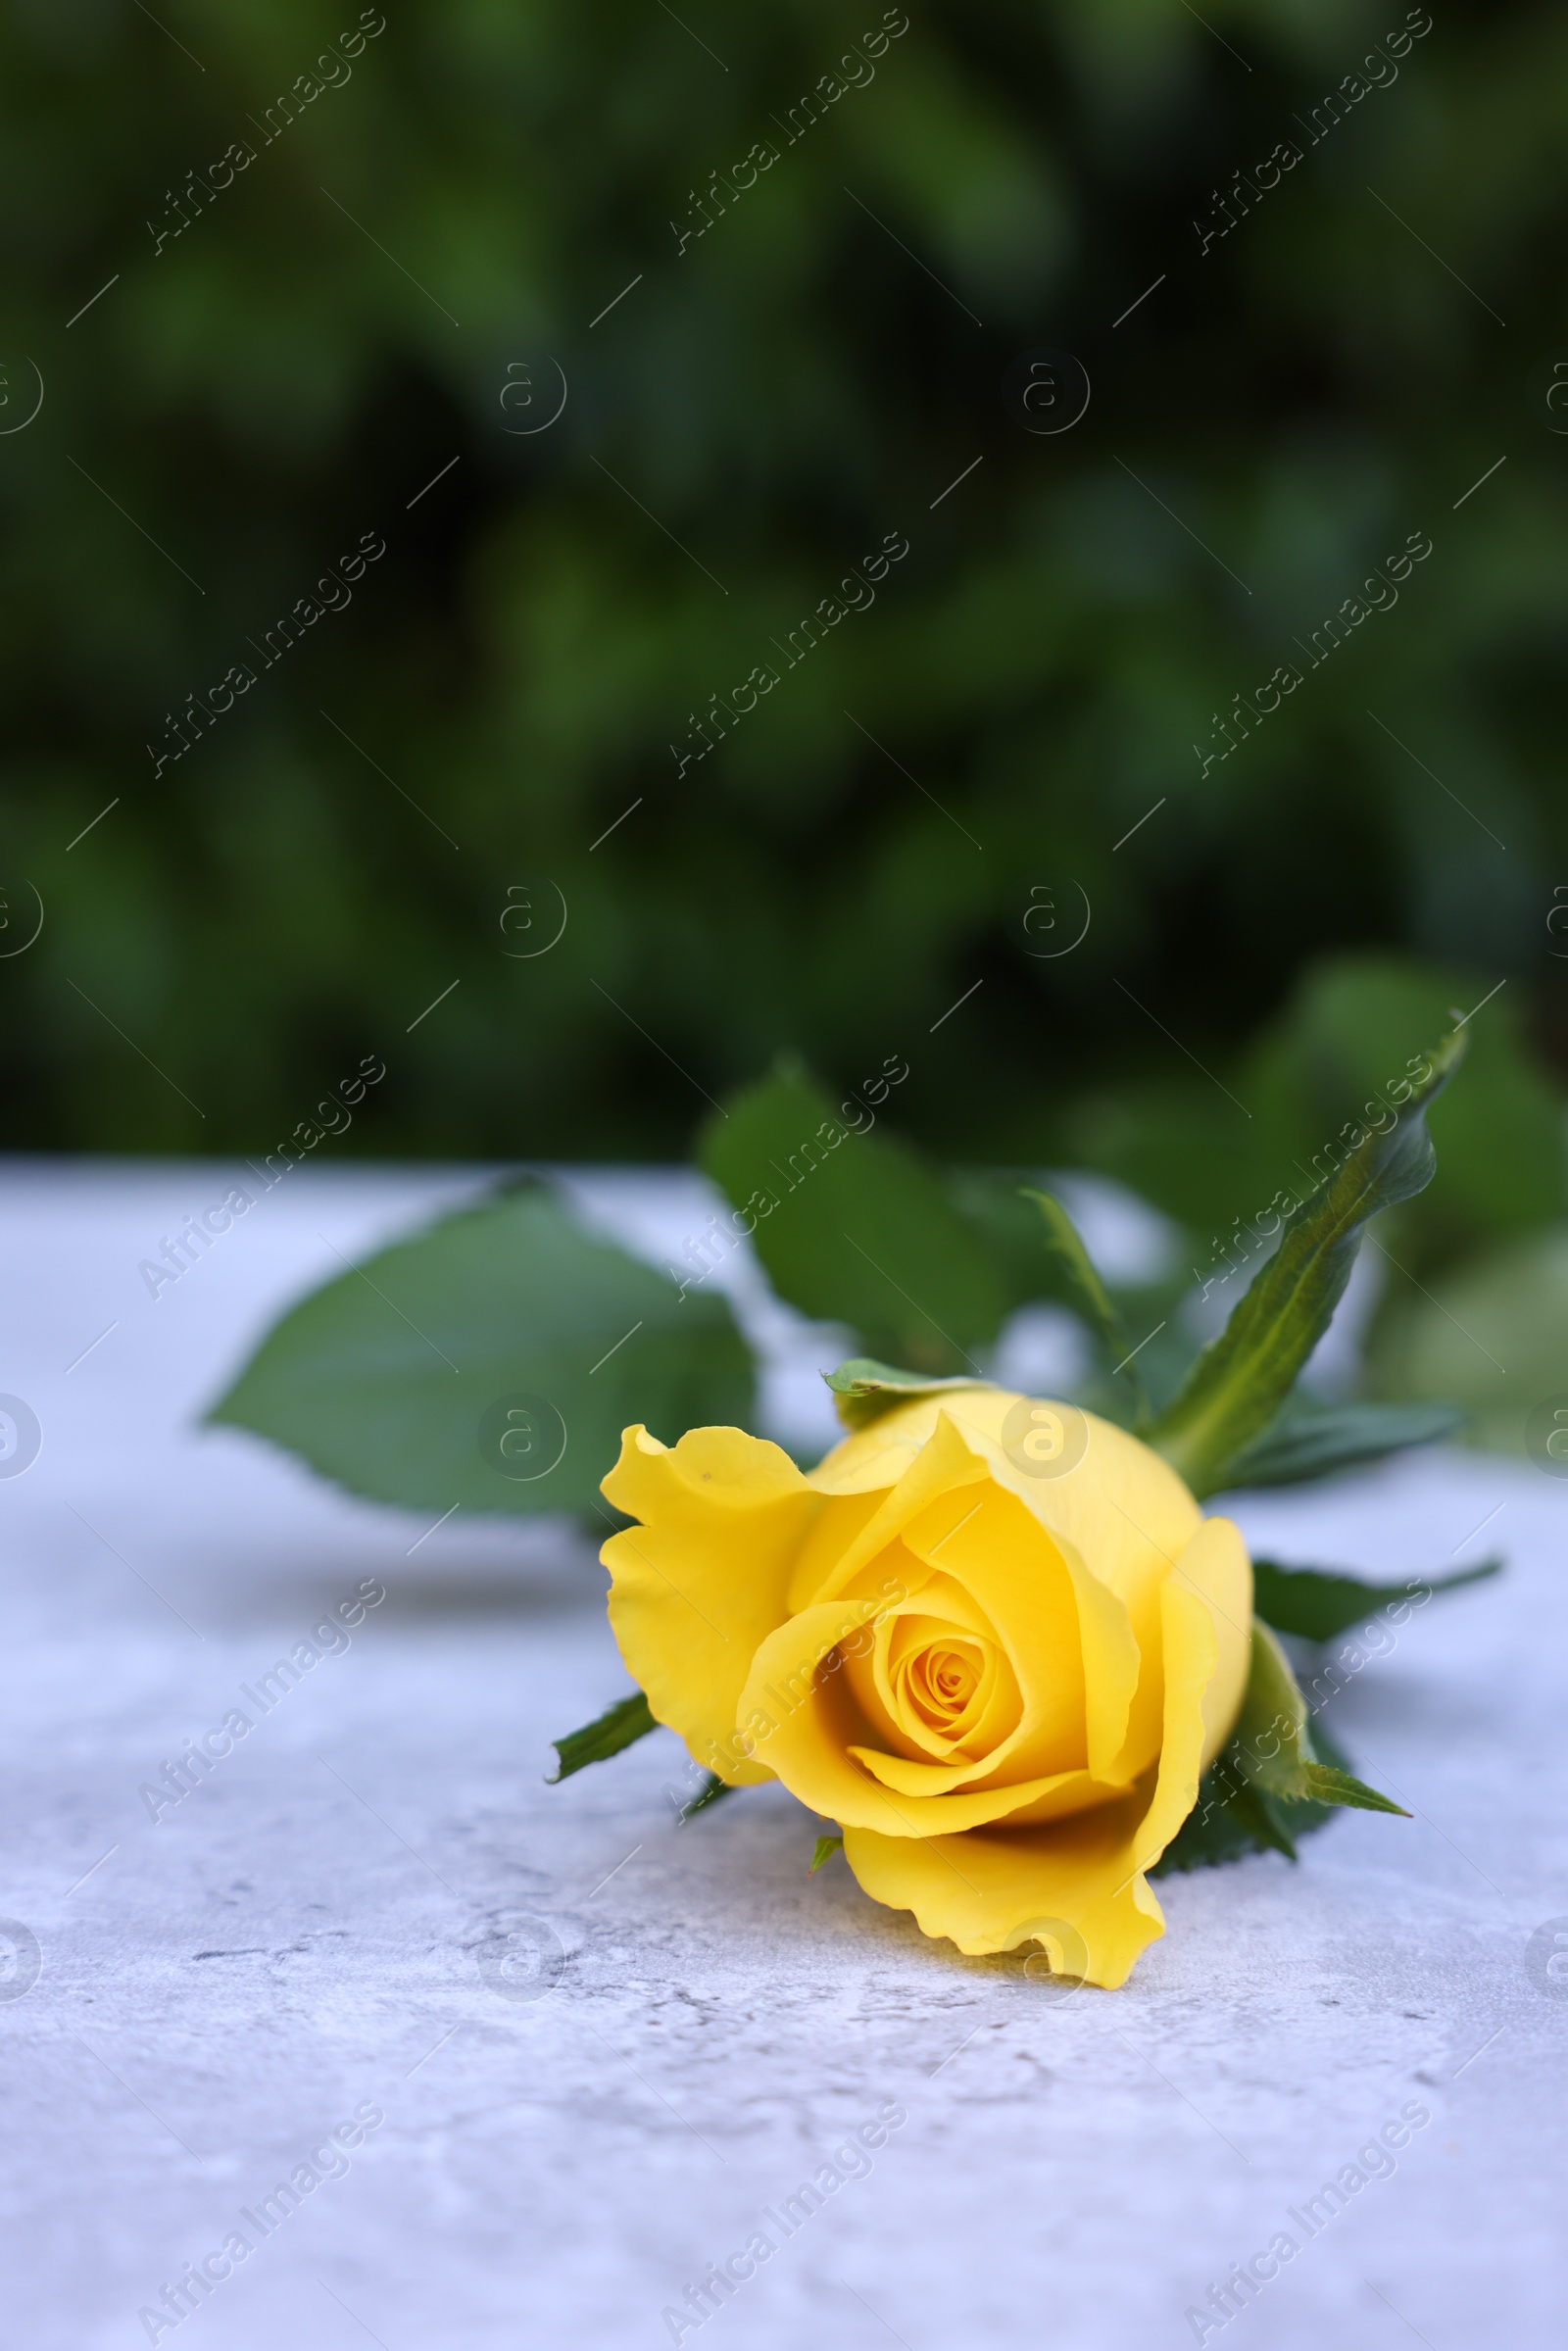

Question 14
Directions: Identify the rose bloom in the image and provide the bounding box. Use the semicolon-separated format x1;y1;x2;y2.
602;1387;1252;1988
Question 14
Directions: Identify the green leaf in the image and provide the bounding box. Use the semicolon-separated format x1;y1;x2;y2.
1075;955;1565;1273
1020;1186;1147;1414
822;1355;990;1431
207;1179;754;1519
1145;1030;1466;1496
679;1773;734;1824
810;1834;844;1873
698;1064;1007;1373
1221;1398;1464;1488
548;1691;657;1783
1285;958;1565;1242
1252;1554;1502;1641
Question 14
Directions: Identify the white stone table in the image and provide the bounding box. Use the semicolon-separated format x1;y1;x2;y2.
1;1159;1563;2350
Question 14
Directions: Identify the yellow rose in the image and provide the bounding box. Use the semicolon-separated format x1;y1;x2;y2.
601;1386;1252;1989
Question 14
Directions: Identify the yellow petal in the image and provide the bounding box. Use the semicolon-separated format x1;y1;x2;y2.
851;1747;1115;1815
902;1471;1134;1783
1130;1572;1223;1873
806;1414;1144;1783
840;1574;1222;1987
789;1410;989;1612
870;1569;1021;1760
1166;1513;1252;1767
789;1485;895;1600
842;1799;1154;1987
834;1554;1042;1788
813;1390;1201;1604
738;1597;1084;1834
805;1412;939;1496
811;1401;1192;1776
601;1425;819;1784
885;1617;1014;1756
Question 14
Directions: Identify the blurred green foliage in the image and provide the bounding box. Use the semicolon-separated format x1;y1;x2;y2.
1074;953;1567;1273
1367;1226;1568;1448
3;0;1567;1185
1064;952;1568;1437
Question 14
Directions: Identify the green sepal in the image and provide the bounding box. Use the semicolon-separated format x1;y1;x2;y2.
1298;1760;1410;1812
1253;1554;1502;1641
1153;1722;1370;1874
1152;1754;1307;1874
1019;1187;1147;1417
547;1690;656;1783
679;1773;734;1824
1152;1621;1407;1877
1221;1398;1464;1489
823;1356;990;1431
810;1834;845;1873
1235;1620;1408;1814
1145;1030;1465;1496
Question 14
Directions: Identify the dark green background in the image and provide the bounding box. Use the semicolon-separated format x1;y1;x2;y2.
3;0;1564;1173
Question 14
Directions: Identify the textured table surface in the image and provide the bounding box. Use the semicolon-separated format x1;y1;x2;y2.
1;1159;1564;2351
